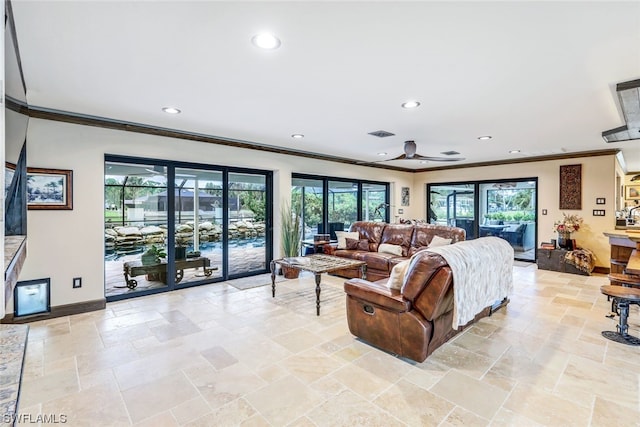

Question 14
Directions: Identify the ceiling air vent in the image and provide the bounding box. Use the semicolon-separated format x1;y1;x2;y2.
368;130;395;138
440;151;460;156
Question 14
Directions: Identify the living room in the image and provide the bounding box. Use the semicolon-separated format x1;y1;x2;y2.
2;1;640;425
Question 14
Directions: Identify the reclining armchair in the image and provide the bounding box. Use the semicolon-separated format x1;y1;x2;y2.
343;238;512;362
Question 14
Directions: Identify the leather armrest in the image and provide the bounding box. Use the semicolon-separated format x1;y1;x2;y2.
344;278;410;313
324;244;338;255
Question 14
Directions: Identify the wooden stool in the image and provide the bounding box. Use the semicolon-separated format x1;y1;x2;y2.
600;285;640;345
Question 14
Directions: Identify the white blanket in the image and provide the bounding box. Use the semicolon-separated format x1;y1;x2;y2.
426;237;513;329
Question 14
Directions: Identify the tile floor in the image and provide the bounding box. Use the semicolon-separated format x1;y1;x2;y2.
17;264;640;426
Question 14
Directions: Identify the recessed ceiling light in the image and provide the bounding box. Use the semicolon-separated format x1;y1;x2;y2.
377;152;387;156
478;135;492;140
291;134;304;139
251;33;281;50
401;100;421;109
509;150;521;154
162;107;181;114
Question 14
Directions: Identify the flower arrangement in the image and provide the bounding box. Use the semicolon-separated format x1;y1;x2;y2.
553;213;583;233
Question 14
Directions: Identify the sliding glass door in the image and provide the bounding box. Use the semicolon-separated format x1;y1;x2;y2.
104;162;170;298
428;178;537;261
173;168;224;287
291;177;324;240
479;181;536;261
228;172;268;277
293;174;389;241
429;183;477;239
105;156;272;301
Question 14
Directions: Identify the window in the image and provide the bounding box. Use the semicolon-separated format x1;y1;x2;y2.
292;174;389;242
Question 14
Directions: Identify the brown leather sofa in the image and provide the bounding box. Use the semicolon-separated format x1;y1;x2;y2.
343;249;505;362
324;221;465;282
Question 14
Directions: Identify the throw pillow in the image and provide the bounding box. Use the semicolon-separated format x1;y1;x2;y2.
335;231;359;249
345;238;359;250
378;243;404;256
387;259;410;290
357;239;369;251
428;235;452;247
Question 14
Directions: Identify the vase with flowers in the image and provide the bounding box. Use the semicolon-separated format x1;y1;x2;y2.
553;213;583;249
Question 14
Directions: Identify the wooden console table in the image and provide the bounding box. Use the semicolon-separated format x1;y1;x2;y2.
123;257;215;289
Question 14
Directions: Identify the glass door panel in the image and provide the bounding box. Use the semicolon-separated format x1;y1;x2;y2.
479;181;537;261
174;168;224;286
292;177;324;242
362;183;388;222
428;184;477;239
228;172;267;276
104;162;169;298
328;180;358;234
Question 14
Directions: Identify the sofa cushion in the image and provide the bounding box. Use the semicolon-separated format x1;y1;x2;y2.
380;224;414;257
345;238;359;250
333;249;364;259
428;235;452;247
336;231;360;249
349;222;386;252
355;252;396;272
378;243;404;256
409;223;465;256
386;259;410;289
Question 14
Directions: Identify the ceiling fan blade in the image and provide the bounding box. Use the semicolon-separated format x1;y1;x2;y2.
357;153;408;164
384;153;408;161
413;154;465;162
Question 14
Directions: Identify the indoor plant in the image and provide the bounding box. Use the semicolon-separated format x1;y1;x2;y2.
280;200;302;278
553;213;583;249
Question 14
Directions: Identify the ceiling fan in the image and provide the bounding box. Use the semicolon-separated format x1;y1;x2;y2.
378;140;465;162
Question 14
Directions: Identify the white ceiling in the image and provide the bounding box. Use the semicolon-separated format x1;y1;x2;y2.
9;1;640;171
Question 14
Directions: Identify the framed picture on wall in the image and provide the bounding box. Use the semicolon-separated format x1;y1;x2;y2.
626;185;640;200
27;168;73;210
401;187;410;206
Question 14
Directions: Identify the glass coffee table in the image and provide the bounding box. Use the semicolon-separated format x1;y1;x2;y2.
270;254;367;315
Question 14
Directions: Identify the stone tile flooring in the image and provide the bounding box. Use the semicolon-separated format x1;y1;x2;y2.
17;264;640;426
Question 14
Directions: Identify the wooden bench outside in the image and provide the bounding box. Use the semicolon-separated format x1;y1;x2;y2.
123;257;216;289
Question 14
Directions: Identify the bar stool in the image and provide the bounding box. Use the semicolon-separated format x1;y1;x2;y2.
608;272;640;288
600;285;640;345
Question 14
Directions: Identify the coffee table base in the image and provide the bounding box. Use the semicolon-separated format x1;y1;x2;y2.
270;256;366;316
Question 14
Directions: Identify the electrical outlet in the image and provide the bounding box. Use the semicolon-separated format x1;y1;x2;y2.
73;277;82;288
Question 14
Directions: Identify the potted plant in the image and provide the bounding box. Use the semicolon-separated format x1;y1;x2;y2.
141;244;166;266
280;200;302;279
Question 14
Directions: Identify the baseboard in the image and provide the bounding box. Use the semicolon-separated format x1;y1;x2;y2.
593;266;610;274
1;298;106;324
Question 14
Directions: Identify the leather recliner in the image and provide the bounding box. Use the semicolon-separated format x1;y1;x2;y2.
343;250;500;362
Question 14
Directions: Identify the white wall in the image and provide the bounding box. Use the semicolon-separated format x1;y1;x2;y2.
16;118;415;309
415;154;618;267
13;117;622;311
